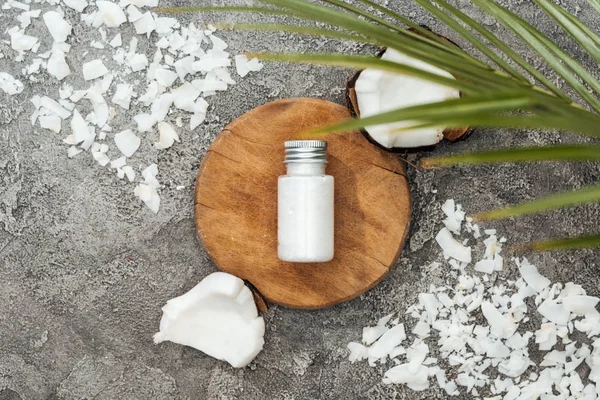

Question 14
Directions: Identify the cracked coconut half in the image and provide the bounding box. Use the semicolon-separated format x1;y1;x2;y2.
346;36;471;150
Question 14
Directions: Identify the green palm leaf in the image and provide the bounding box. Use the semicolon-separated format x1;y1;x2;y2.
475;184;600;221
413;0;527;83
422;145;600;168
430;0;571;102
472;0;600;112
519;234;600;251
588;0;600;16
353;0;453;46
533;0;600;64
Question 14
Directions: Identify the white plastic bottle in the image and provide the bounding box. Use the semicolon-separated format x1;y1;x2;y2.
278;140;334;262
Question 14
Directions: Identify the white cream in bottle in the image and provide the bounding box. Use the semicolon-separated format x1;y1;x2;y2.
278;140;334;263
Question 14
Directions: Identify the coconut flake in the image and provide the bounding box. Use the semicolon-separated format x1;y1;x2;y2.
0;73;24;95
112;83;134;109
92;151;110;166
348;342;369;363
154;122;179;150
128;53;148;72
70;108;89;143
134;113;157;132
171;82;201;112
369;324;406;360
63;0;87;12
67;146;82;158
114;129;140;157
43;11;72;43
537;298;570;326
362;324;389;346
155;68;178;88
190;112;206;130
435;227;471;263
39;115;62;133
246;57;264;72
109;33;122;48
47;49;71;80
122;165;135;182
133;11;155;36
85;88;109;127
96;0;127;27
82;59;108;81
562;296;599;316
481;301;518;339
518;259;551;293
234;54;250;77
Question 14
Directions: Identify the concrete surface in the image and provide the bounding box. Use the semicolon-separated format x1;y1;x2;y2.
1;0;600;399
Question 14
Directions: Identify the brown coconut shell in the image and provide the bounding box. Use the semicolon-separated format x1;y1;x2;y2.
345;27;473;150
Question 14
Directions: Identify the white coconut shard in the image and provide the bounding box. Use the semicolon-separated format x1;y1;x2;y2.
347;342;369;363
0;72;24;95
133;11;155;36
70;108;89;143
362;324;389;346
246;57;264;72
82;59;109;81
85;88;109;128
96;1;127;27
562;296;599;316
369;324;406;360
354;48;460;148
114;129;140;157
154;68;178;88
67;146;82;158
134;183;159;213
112;83;134;110
154;272;265;368
537;298;570;326
109;33;122;48
39;115;62;133
235;54;251;77
518;259;551;293
43;11;72;43
155;122;179;150
47;50;71;80
40;96;72;119
435;227;472;263
122;166;135;182
63;0;87;12
134;114;158;132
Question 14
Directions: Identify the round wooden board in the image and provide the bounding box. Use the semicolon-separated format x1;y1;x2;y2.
194;98;411;309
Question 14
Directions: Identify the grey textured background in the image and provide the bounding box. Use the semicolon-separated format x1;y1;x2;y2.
1;0;600;399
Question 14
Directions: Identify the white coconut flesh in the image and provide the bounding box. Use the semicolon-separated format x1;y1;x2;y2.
154;272;265;368
354;48;460;148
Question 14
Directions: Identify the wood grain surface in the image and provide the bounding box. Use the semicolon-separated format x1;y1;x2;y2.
194;98;411;309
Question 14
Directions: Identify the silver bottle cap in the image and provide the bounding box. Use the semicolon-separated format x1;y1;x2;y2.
284;140;328;164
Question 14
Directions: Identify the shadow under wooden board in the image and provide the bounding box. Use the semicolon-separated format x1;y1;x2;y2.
194;98;411;309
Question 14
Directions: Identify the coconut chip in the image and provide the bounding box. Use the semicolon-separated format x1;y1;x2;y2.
154;122;179;150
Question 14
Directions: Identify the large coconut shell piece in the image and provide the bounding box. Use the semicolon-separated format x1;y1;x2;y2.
345;28;472;150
